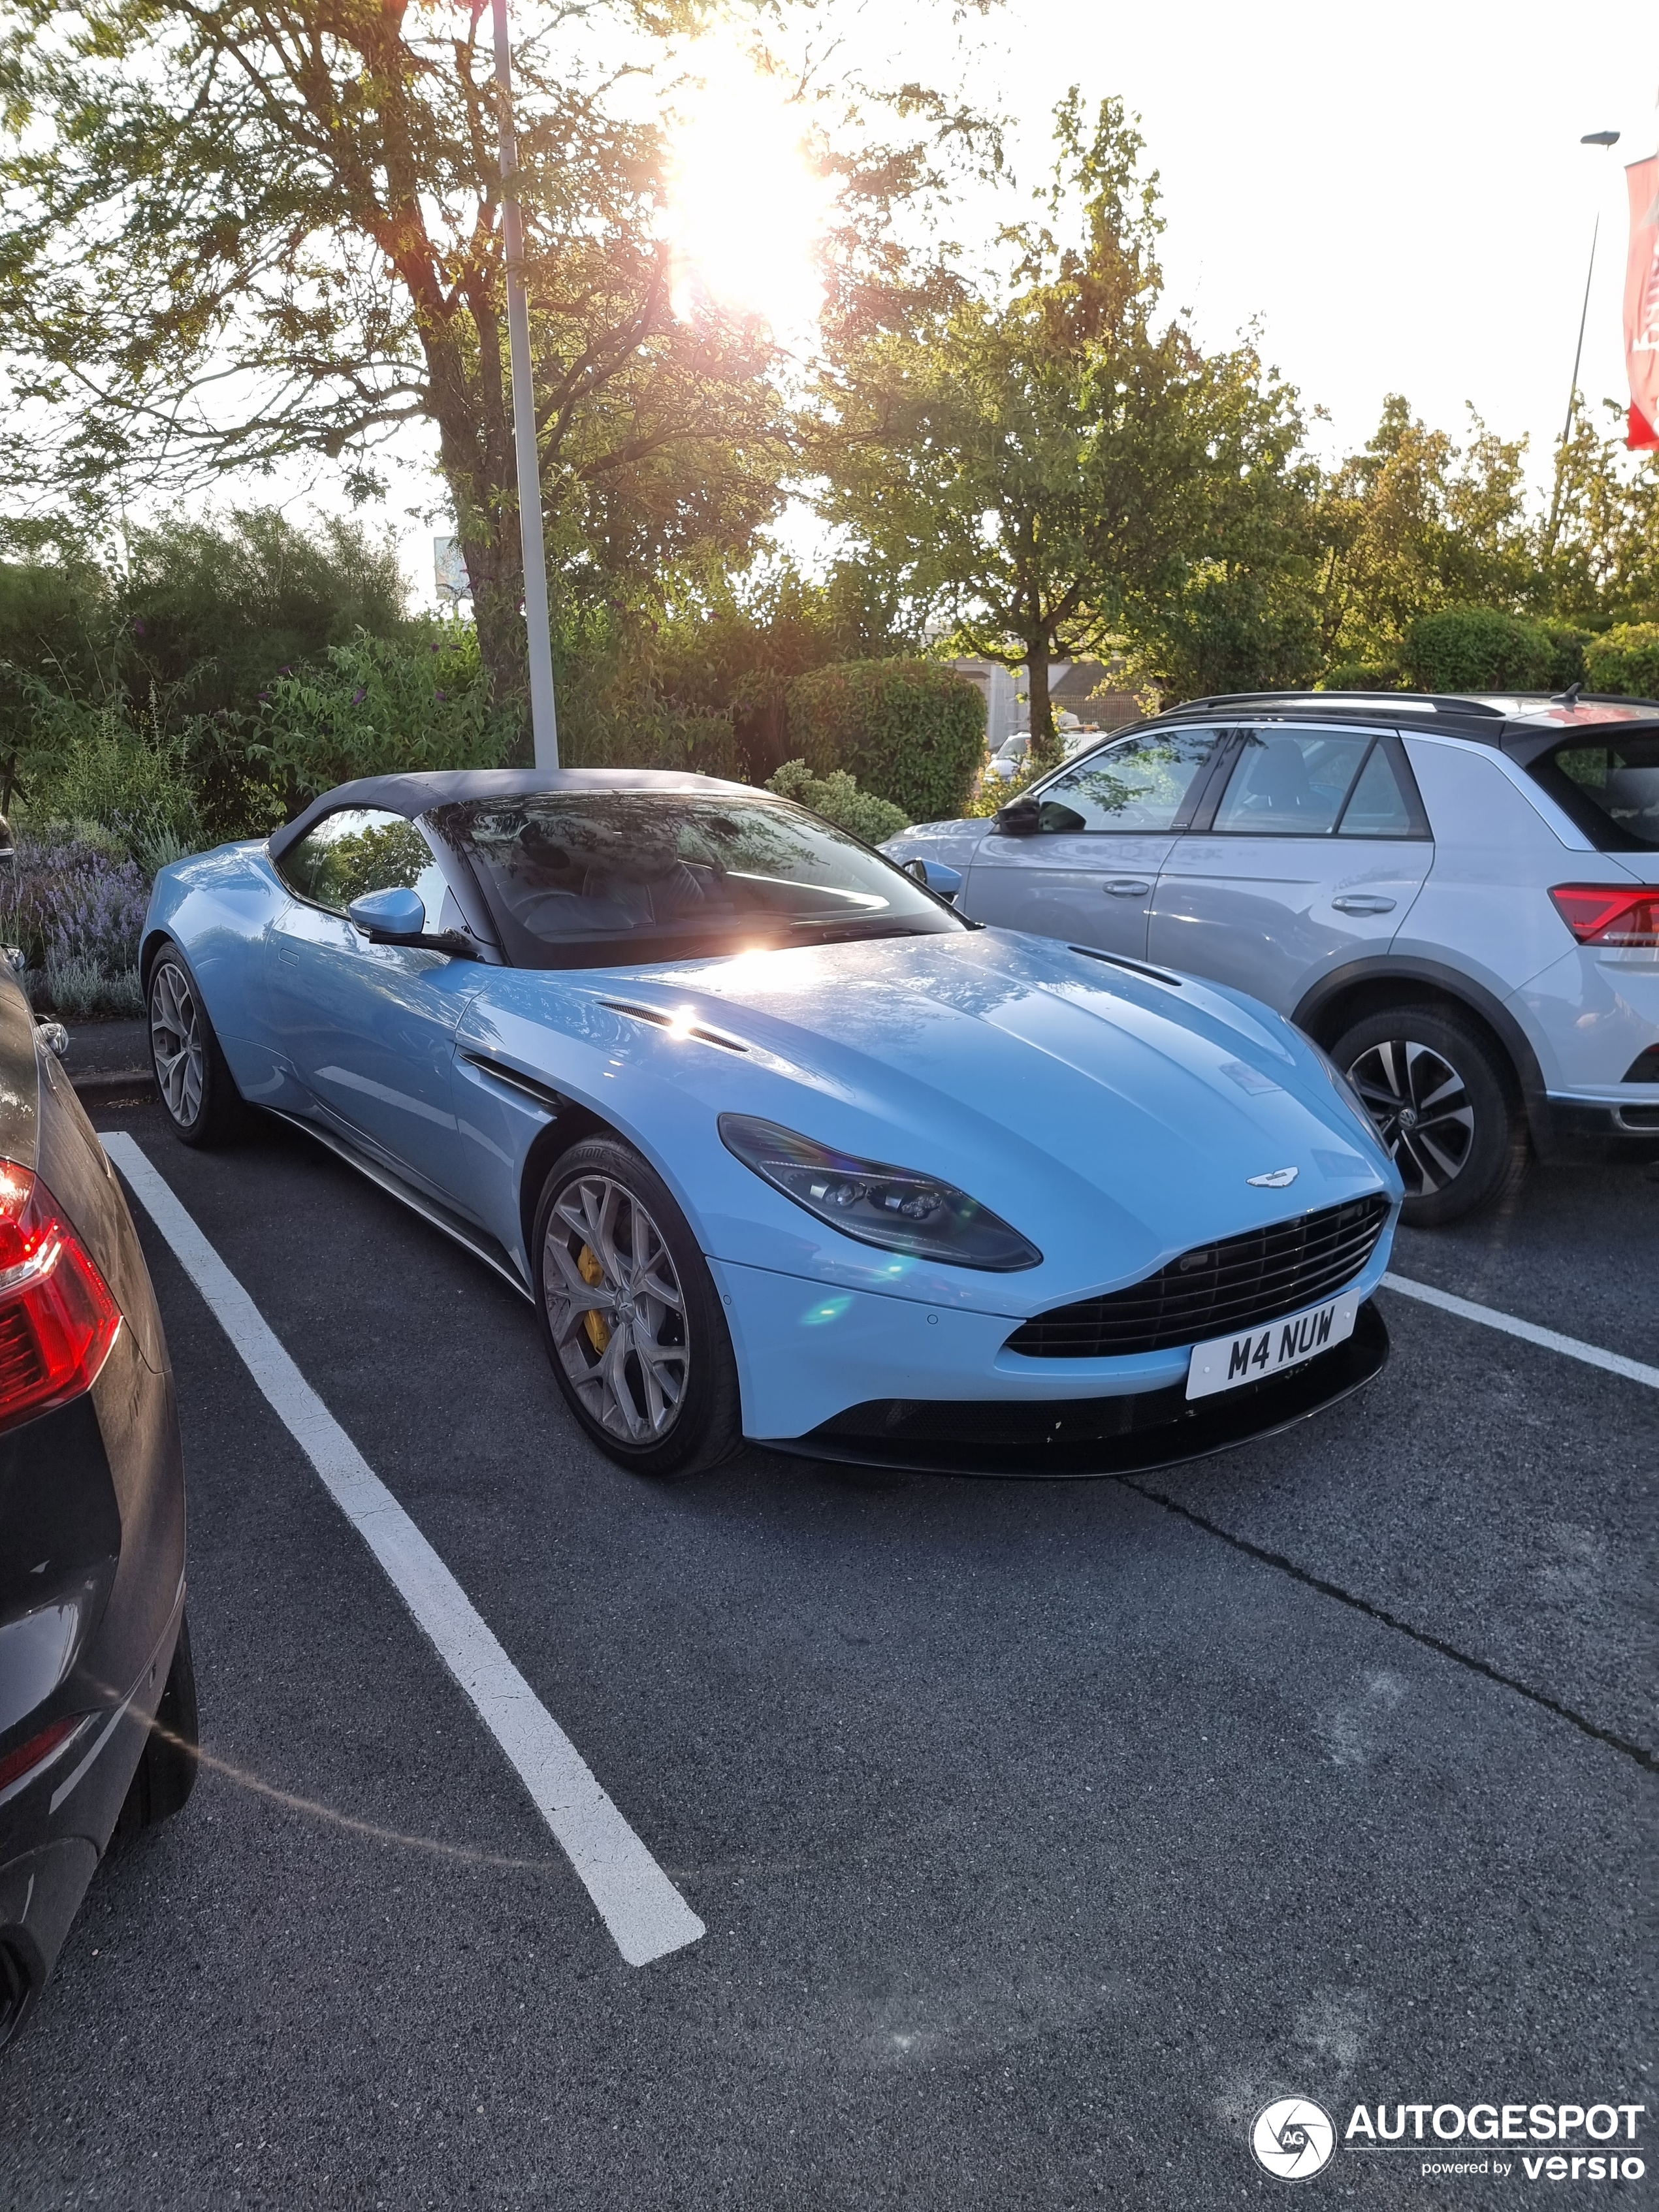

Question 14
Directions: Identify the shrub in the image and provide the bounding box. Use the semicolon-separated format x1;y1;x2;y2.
1539;622;1590;692
18;692;203;870
785;660;986;824
1583;623;1659;700
764;760;909;844
256;621;514;808
1321;662;1406;692
1402;608;1554;694
0;833;148;1016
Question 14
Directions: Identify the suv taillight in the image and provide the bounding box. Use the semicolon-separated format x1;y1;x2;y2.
0;1162;120;1432
1549;884;1659;948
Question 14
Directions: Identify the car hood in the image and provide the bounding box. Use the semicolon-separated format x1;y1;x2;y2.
579;927;1396;1300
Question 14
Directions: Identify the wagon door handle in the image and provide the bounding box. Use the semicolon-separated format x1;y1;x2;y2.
1102;878;1152;897
1331;895;1396;915
278;945;301;966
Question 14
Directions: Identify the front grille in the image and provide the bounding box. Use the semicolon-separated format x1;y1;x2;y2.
1004;1194;1391;1359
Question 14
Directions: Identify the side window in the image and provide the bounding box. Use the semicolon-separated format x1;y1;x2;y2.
1034;728;1223;833
1336;740;1423;838
277;809;449;920
1212;729;1370;836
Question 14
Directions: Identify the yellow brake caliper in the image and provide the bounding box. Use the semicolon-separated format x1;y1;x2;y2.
576;1244;611;1354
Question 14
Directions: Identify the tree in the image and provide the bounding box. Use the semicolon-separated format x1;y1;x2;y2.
1539;401;1659;631
1307;397;1534;669
0;1;974;731
807;94;1308;758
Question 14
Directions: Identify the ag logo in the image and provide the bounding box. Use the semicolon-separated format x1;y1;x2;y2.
1251;2098;1336;2182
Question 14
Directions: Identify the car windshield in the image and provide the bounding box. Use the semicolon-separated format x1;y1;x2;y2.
427;790;962;968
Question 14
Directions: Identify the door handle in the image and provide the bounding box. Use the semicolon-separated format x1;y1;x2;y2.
1102;879;1152;897
278;946;300;965
1331;895;1396;915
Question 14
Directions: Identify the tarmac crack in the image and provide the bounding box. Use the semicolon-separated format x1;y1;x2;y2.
1118;1477;1656;1774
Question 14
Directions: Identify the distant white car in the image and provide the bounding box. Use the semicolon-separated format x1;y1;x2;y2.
984;722;1092;784
889;689;1659;1225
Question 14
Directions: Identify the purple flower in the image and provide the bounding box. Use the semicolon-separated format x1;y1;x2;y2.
257;690;270;700
350;686;366;705
434;689;447;701
279;664;291;676
131;617;146;636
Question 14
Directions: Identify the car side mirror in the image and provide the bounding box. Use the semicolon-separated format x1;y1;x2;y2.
991;797;1040;837
348;885;425;940
903;856;963;901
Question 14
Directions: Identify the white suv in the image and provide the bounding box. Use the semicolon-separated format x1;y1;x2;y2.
884;692;1659;1225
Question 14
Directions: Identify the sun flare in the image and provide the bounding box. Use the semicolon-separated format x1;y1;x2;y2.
665;39;831;338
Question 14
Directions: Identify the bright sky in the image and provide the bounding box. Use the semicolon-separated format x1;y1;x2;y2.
368;0;1659;600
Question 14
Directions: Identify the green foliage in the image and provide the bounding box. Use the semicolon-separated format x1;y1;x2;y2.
810;94;1315;760
1583;624;1659;700
255;622;513;808
120;511;408;719
1402;607;1554;694
764;760;909;845
1539;622;1590;692
639;563;918;781
785;660;986;824
1312;400;1535;671
1321;662;1406;692
15;685;203;871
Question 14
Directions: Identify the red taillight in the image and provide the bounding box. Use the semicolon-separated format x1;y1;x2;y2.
0;1714;82;1795
0;1162;120;1432
1549;884;1659;948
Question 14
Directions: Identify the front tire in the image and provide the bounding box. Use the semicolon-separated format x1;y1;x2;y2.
1332;1004;1529;1227
148;949;242;1146
532;1137;742;1478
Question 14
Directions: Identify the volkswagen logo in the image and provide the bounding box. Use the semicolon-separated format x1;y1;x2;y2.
1251;2097;1336;2183
1247;1167;1298;1189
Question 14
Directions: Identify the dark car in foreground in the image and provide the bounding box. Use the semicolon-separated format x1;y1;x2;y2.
0;954;196;2053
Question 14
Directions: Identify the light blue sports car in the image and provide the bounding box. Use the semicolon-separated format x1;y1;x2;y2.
142;769;1402;1477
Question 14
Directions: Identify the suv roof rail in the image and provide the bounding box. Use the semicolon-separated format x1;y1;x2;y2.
1170;690;1507;719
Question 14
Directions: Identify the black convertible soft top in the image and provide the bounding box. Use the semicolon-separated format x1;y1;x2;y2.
267;767;750;864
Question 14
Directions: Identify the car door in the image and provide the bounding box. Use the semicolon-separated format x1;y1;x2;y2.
961;725;1230;958
1146;726;1434;1011
264;807;487;1200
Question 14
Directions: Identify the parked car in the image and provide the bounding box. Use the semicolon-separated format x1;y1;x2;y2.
885;692;1659;1225
142;770;1400;1479
983;721;1092;784
0;943;195;2054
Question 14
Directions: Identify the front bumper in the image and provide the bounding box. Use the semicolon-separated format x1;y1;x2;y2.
771;1301;1389;1476
713;1230;1392;1471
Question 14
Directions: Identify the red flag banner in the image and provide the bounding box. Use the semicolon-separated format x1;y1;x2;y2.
1625;155;1659;450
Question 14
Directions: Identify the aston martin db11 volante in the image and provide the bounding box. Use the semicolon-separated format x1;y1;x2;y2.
142;769;1402;1476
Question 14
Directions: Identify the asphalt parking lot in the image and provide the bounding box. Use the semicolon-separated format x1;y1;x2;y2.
1;1097;1653;2211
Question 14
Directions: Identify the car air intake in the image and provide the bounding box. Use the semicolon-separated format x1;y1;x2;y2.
1004;1194;1391;1359
1624;1045;1659;1083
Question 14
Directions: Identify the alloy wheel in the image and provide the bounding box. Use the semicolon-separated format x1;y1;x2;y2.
542;1173;690;1443
1345;1037;1475;1197
150;963;204;1127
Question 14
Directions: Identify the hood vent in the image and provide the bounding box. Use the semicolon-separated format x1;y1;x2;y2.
600;1001;749;1054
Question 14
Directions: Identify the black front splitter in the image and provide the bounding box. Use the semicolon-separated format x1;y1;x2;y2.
762;1299;1389;1479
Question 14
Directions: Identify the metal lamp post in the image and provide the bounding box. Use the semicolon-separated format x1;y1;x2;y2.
1545;129;1622;553
491;0;559;768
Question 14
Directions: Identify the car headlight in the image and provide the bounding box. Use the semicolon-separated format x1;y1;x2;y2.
718;1115;1042;1272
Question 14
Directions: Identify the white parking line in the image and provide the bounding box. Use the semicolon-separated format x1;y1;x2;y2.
1381;1272;1659;1392
101;1131;705;1968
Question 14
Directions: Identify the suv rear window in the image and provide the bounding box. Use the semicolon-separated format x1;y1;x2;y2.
1530;733;1659;852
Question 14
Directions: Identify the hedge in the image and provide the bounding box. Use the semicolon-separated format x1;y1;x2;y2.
1402;608;1556;694
1583;623;1659;701
785;659;986;825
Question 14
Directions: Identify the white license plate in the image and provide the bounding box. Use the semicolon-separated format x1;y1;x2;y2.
1185;1294;1359;1401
